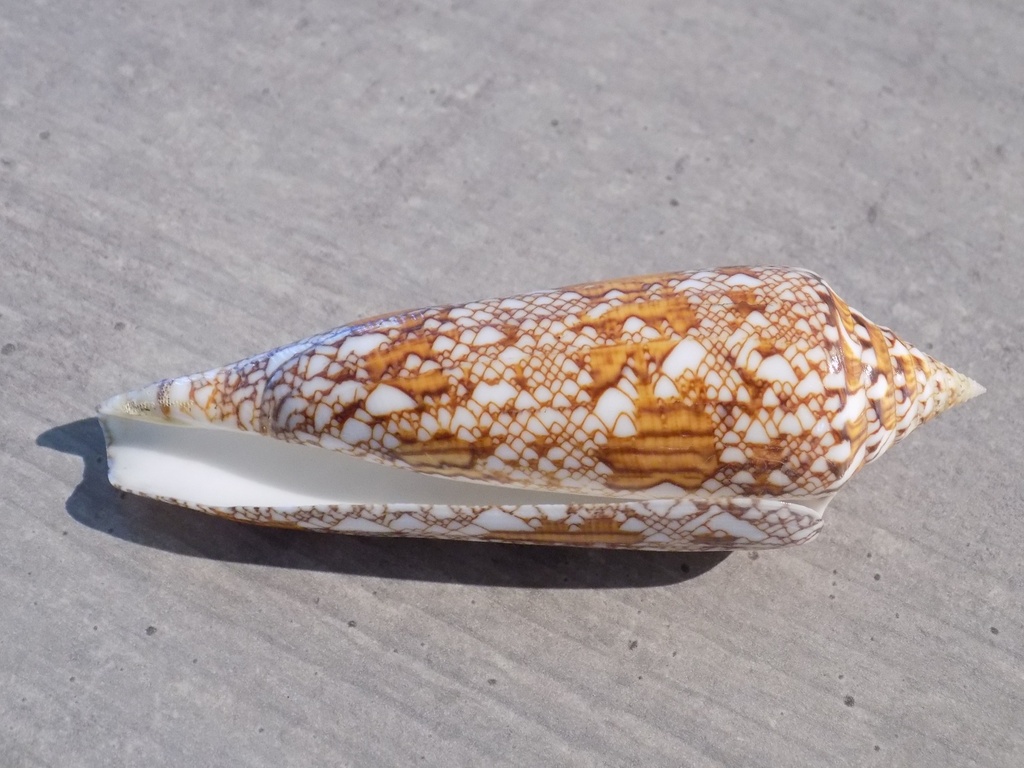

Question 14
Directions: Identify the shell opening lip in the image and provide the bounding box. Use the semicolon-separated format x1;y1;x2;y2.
97;410;834;517
98;411;629;510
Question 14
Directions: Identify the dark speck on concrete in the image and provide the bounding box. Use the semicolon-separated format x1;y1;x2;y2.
748;551;760;560
867;204;878;223
669;198;680;206
39;130;50;140
347;620;357;628
875;746;881;752
550;119;559;127
114;321;126;331
874;573;881;581
991;626;999;635
145;626;157;636
629;640;638;650
1;343;15;355
487;678;497;686
844;695;855;707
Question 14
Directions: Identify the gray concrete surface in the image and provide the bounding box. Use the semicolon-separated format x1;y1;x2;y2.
2;1;1022;765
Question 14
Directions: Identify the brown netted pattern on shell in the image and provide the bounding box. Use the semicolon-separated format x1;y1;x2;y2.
254;267;873;500
105;265;982;550
134;492;823;551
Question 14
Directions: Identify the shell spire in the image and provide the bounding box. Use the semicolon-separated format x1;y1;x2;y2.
829;294;985;469
906;349;986;423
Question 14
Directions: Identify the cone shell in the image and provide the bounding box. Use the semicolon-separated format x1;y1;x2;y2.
99;266;983;550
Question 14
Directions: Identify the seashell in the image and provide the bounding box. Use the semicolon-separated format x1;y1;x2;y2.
98;266;983;551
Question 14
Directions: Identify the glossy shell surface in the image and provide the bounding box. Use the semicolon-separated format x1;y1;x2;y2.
99;266;982;550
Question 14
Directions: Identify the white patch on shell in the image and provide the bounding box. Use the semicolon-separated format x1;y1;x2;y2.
338;333;389;360
471;381;518;408
594;387;636;429
756;355;798;385
721;447;746;463
365;384;417;417
744;421;770;445
653;376;680;400
472;326;506;346
707;512;768;541
474;508;535;532
340;418;372;444
724;273;763;288
795;371;824;397
661;338;708;378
